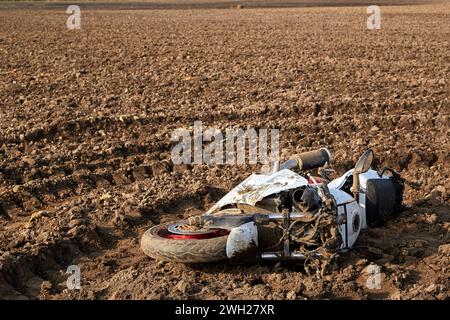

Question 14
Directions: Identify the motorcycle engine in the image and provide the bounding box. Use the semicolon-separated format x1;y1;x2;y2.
292;186;320;212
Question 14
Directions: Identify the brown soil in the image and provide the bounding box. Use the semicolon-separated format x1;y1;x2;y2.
0;1;448;300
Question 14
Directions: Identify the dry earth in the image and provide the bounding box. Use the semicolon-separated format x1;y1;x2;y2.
0;1;448;300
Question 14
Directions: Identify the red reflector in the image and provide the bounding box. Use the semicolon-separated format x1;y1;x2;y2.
308;176;323;184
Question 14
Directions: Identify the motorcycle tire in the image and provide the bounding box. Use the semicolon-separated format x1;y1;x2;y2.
141;222;229;263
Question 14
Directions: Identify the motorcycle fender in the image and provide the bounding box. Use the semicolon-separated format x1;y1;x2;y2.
226;222;258;260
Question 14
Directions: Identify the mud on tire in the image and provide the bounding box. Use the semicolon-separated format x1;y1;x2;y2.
140;223;228;263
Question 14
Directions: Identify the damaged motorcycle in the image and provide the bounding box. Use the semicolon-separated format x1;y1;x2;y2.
141;148;404;269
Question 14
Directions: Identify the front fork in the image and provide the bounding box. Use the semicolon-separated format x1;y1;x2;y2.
188;212;326;260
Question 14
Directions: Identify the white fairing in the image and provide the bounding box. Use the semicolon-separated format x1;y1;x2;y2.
207;169;308;214
328;169;388;230
328;169;388;190
329;187;353;205
330;189;361;249
226;222;258;259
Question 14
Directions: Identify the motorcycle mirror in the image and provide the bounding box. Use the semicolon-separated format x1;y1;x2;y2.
354;149;374;174
351;149;374;200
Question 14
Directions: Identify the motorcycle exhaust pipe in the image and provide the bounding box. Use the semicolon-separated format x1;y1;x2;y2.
280;148;331;171
295;148;331;170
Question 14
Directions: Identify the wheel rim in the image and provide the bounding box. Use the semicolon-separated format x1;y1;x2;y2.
157;224;229;240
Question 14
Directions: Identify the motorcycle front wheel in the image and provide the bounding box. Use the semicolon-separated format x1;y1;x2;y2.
140;221;229;263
